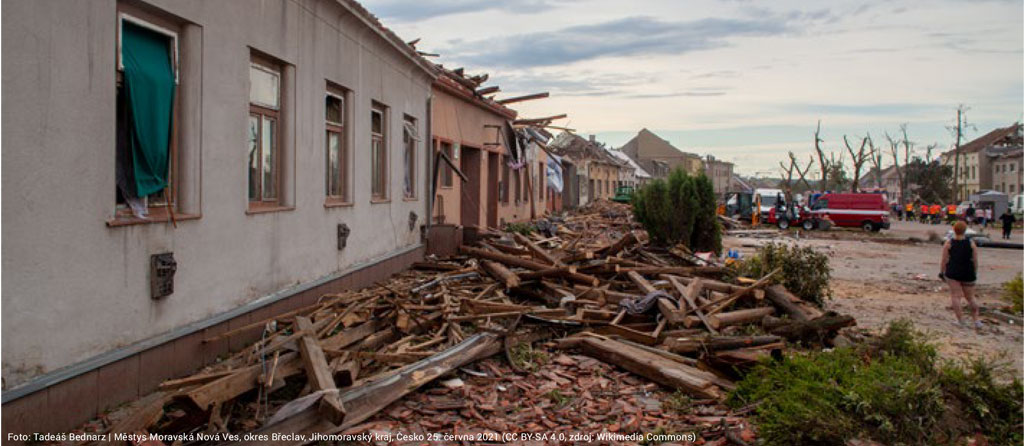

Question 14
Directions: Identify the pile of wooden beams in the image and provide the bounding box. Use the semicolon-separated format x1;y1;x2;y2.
80;200;854;445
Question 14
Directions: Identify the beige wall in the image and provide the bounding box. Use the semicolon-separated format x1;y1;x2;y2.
431;86;544;227
588;162;619;200
992;155;1023;195
2;0;433;388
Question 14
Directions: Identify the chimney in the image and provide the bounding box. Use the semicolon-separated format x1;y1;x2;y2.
589;134;596;143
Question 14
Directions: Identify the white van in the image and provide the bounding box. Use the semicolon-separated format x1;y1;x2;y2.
754;188;785;217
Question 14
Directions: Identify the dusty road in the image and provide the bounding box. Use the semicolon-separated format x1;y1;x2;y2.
725;220;1024;376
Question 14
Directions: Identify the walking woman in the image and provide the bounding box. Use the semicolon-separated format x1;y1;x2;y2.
941;221;980;329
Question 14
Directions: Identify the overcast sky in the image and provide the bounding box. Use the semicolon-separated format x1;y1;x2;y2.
363;0;1023;175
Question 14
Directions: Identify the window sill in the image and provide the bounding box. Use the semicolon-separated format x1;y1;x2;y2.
403;196;419;202
246;205;295;215
370;198;391;204
440;186;454;190
324;200;354;208
107;213;201;228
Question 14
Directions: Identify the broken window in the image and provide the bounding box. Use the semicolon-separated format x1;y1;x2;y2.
440;142;454;188
325;85;347;201
403;116;418;199
371;103;388;200
500;155;510;203
248;56;281;206
115;16;178;219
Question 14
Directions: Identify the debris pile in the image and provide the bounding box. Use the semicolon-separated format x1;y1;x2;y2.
79;201;855;445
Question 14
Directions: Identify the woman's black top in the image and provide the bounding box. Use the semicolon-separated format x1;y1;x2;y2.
945;238;976;283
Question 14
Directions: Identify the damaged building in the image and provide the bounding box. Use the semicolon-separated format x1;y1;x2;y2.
2;0;436;432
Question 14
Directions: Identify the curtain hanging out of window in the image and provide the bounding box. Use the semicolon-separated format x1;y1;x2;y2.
122;21;175;197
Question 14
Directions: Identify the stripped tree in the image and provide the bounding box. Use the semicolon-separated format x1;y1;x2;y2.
884;125;912;207
813;120;830;190
843;133;872;193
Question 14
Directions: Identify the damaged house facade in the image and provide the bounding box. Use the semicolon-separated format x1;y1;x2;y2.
548;132;626;207
430;69;549;229
620;128;702;179
2;0;436;432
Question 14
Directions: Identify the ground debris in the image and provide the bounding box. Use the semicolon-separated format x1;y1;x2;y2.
69;200;860;445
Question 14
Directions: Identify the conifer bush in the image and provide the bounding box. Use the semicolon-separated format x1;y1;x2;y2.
632;168;721;253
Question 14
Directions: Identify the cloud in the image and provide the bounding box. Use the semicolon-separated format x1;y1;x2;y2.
444;15;792;68
784;103;943;116
364;0;575;21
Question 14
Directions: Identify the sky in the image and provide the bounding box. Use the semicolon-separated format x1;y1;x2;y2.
362;0;1024;175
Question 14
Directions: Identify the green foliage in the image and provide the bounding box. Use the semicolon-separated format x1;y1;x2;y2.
503;222;534;236
905;158;953;203
663;391;693;413
508;342;547;372
1002;273;1023;315
632;168;721;253
737;242;832;307
730;320;1023;446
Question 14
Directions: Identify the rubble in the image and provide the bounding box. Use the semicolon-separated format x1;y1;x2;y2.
73;200;855;445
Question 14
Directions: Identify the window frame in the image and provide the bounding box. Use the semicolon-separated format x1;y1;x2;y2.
110;12;185;225
247;57;283;210
439;140;454;189
370;102;389;202
402;115;418;200
325;86;349;205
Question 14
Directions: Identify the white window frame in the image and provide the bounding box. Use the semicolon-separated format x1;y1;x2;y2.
117;12;180;84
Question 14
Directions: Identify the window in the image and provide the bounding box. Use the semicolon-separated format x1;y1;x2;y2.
440;141;454;188
403;116;418;199
514;169;522;203
500;155;509;203
248;57;281;206
371;103;388;200
114;15;179;221
1012;164;1016;172
538;161;545;200
325;85;347;202
1010;184;1016;193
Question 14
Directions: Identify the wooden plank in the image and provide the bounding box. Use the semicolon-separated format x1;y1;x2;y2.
572;336;720;399
668;276;717;335
186;353;300;409
294;316;346;425
497;92;549;104
235;333;503;445
514;233;562;266
664;335;783;354
764;284;811;321
479;260;521;288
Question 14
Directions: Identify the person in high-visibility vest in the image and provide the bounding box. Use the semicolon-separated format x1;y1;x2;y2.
946;204;957;223
905;203;915;221
920;204;929;223
929;204;942;224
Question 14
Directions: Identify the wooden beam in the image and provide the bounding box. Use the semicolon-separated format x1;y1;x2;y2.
514;114;567;125
513;233;562;266
571;335;721;399
497;92;549;105
235;333;503;445
476;86;499;96
294;316;346;425
479;260;522;288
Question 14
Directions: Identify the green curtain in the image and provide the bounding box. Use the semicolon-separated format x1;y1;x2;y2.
122;21;175;197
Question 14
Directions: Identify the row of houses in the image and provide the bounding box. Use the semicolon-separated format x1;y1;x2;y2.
0;0;741;433
939;123;1023;199
859;123;1023;204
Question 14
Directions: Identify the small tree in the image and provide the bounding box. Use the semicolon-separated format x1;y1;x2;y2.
691;173;722;253
633;168;720;253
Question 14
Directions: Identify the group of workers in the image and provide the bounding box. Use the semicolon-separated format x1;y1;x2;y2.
898;202;966;224
895;201;1017;239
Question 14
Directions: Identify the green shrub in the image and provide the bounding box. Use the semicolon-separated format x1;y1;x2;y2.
1003;273;1023;315
737;242;832;307
632;168;721;253
503;222;534;236
730;320;1023;446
